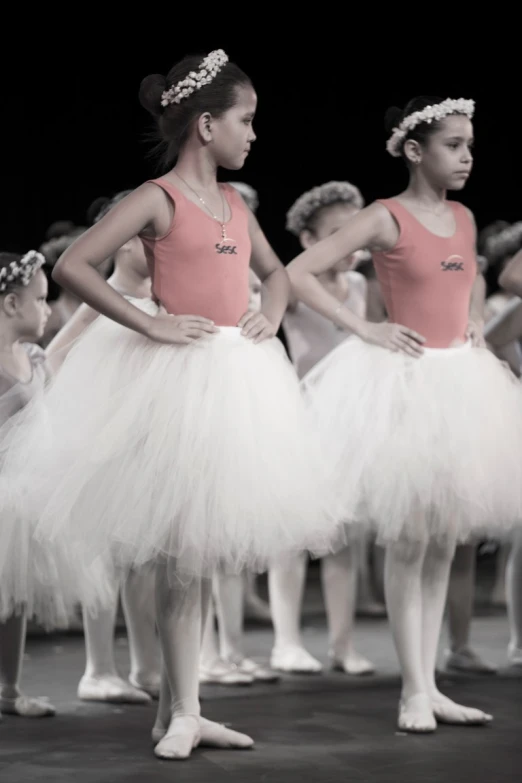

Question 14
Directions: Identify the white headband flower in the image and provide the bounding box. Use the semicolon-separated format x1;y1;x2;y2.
0;250;45;293
161;49;229;107
386;98;475;157
286;181;364;236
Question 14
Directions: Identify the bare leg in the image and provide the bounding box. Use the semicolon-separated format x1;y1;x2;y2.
507;529;522;664
0;608;54;717
445;545;496;673
243;571;272;623
215;572;278;682
321;546;374;675
422;540;492;725
491;543;510;606
153;567;253;753
269;554;322;672
78;569;149;704
356;535;386;617
122;565;161;697
385;538;436;732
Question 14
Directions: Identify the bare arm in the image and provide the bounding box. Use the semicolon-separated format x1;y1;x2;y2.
484;296;522;347
53;184;215;345
499;249;522;297
45;303;100;373
238;210;290;343
286;203;424;356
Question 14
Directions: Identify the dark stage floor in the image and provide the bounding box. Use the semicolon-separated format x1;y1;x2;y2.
2;567;522;782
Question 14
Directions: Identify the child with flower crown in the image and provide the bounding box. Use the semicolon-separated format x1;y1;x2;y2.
0;250;106;719
287;95;522;733
0;49;340;760
269;180;378;677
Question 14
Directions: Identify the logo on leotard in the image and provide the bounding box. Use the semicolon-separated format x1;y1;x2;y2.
441;254;464;272
215;243;238;255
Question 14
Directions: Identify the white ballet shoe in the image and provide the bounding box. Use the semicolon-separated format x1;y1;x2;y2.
234;657;280;682
152;716;254;749
507;644;522;667
77;674;151;704
331;651;376;676
444;647;497;675
0;694;55;718
270;645;323;674
154;714;201;760
397;693;437;733
128;674;161;699
199;659;253;686
430;690;493;725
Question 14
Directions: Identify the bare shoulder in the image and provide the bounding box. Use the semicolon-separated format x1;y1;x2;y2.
361;201;401;250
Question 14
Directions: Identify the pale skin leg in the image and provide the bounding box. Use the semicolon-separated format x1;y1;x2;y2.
507;529;522;663
153;561;253;759
78;566;150;704
0;608;55;717
385;535;492;732
445;545;496;673
268;555;322;672
321;546;375;675
122;565;161;696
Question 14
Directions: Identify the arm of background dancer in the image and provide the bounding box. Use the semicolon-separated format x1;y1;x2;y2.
499;249;522;298
484;298;522;348
465;207;485;330
53;184;165;337
45;303;100;373
247;209;290;328
286;203;390;336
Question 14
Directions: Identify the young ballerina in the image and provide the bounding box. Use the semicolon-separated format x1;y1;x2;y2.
46;191;160;703
0;49;338;759
0;251;104;718
269;181;376;675
287;96;522;733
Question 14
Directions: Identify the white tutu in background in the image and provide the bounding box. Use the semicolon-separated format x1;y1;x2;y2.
0;299;340;581
301;338;522;545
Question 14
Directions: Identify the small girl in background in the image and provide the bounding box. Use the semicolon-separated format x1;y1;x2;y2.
47;191;159;704
0;251;103;718
269;181;376;676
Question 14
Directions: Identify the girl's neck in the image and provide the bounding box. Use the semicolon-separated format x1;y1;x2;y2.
403;174;447;210
173;145;218;191
0;329;20;354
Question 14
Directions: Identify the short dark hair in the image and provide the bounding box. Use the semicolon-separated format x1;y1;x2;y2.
385;96;448;161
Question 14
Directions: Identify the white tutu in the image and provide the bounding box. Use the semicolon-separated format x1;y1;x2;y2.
0;299;340;581
301;337;522;545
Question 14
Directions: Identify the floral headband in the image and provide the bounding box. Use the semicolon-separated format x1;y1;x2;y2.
0;250;45;293
161;49;229;107
386;98;475;158
286;181;364;236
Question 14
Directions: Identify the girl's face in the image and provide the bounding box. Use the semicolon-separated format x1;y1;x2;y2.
210;86;257;170
416;115;474;190
14;270;51;340
302;202;361;272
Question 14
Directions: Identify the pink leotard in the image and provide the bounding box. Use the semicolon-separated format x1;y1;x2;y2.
372;199;477;348
141;179;251;326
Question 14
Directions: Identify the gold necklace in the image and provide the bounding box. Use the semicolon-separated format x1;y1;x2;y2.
175;173;235;243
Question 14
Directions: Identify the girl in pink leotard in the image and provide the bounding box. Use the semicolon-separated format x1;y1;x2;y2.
0;49;339;761
288;95;522;734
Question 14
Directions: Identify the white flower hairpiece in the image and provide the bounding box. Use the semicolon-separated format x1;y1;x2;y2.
161;49;229;107
485;222;522;263
0;250;45;293
286;181;364;236
386;98;475;158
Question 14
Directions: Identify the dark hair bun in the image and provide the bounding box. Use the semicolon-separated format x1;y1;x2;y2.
384;106;402;134
139;74;167;117
86;196;110;226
